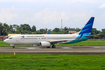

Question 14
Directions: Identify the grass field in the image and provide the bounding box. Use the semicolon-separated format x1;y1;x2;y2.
0;39;105;47
0;53;105;70
57;39;105;46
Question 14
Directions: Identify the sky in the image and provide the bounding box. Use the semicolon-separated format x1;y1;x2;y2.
0;0;105;30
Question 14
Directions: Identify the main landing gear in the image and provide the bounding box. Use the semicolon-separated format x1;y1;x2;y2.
13;46;15;48
47;46;50;48
52;44;56;48
47;44;56;48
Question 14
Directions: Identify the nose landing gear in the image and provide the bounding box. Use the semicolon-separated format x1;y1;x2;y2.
10;44;15;48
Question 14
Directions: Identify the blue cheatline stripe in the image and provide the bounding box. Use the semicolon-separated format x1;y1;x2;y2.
64;17;95;44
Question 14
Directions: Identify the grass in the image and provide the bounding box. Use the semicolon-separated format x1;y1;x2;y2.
57;39;105;46
0;53;105;70
0;39;105;47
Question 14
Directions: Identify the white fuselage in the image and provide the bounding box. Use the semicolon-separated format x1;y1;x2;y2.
4;33;78;46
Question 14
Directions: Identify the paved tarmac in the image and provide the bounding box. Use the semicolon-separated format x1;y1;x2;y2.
1;46;105;54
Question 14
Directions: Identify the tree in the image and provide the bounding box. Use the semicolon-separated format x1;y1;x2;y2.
102;29;105;34
0;23;8;35
39;29;47;34
91;28;100;35
75;28;81;32
20;24;31;34
101;29;105;39
53;28;60;32
0;22;3;36
13;24;20;31
32;25;36;32
3;23;9;35
9;25;15;33
63;27;68;34
63;27;68;31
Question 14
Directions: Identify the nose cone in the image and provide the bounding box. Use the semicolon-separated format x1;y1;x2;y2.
4;39;8;43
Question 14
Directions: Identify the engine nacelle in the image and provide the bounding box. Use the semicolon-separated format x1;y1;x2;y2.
40;41;50;47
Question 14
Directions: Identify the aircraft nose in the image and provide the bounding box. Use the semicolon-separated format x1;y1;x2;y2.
4;39;8;43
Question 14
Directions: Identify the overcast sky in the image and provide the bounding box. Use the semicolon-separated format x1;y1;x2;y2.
0;0;105;30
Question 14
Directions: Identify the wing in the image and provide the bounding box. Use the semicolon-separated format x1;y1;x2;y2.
48;39;73;44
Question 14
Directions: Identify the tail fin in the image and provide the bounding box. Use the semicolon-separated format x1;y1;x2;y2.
79;17;95;35
47;32;49;34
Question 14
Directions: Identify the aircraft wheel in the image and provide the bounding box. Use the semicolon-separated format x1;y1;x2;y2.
52;45;56;48
47;46;50;48
13;46;15;48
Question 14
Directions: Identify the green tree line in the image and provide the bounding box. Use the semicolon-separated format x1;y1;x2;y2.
0;22;105;39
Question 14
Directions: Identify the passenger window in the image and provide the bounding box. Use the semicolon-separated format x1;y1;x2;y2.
9;37;12;39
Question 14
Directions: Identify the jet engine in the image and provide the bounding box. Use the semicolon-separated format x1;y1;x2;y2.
40;41;50;47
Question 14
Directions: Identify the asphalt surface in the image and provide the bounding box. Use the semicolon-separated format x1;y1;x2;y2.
1;46;105;54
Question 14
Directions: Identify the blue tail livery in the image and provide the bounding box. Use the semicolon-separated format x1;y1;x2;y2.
79;17;94;35
65;17;95;44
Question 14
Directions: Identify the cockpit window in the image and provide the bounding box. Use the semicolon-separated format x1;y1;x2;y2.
9;37;12;39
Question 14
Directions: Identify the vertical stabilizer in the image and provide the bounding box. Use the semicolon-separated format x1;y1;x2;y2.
79;17;95;35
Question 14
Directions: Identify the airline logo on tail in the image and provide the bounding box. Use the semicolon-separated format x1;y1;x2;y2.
79;17;94;35
77;17;95;40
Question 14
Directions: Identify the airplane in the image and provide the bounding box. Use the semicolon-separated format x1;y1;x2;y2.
4;17;95;48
